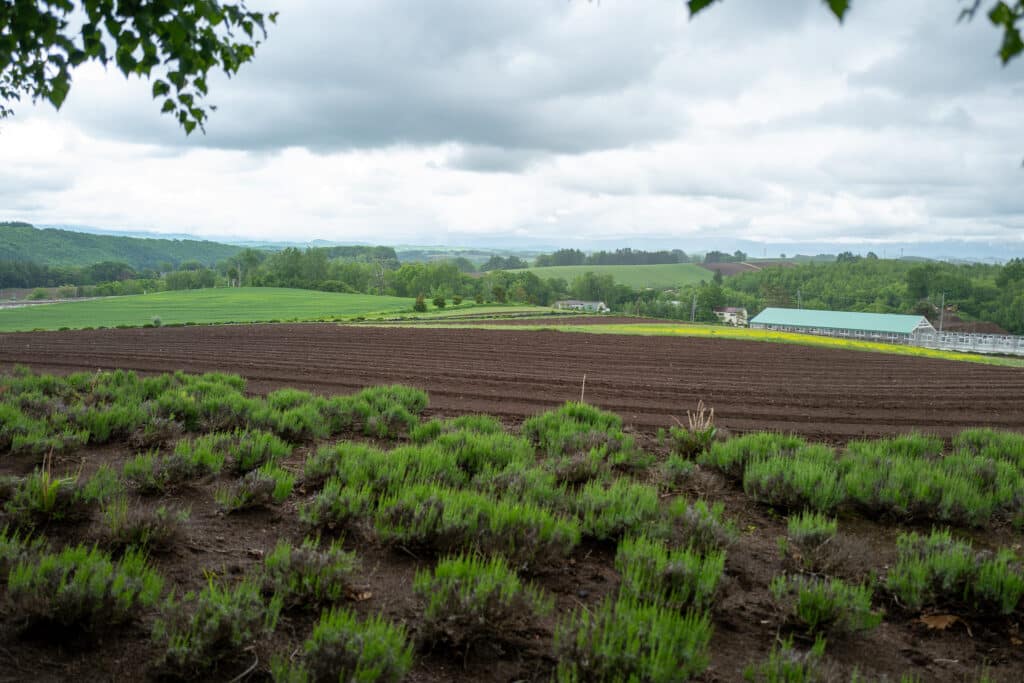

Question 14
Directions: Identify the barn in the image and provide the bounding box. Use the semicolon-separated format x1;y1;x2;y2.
749;307;936;344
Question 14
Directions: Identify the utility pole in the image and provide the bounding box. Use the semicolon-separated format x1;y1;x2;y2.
797;289;802;309
939;292;946;333
690;294;697;322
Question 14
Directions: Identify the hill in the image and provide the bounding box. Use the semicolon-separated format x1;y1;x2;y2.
0;287;415;332
0;222;243;269
511;262;710;289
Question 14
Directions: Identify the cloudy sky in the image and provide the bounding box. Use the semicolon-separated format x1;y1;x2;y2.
2;0;1023;251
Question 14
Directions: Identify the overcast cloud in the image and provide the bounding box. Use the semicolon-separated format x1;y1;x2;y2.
1;0;1022;250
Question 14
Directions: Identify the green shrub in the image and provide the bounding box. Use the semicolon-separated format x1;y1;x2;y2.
954;428;1024;468
414;553;552;645
220;429;292;473
0;525;45;581
303;442;387;489
4;467;85;528
100;497;190;552
321;385;426;439
668;420;717;459
616;535;725;610
661;454;696;490
668;498;738;552
840;441;1015;526
252;402;328;442
742;635;827;683
263;537;359;607
574;478;661;540
79;464;123;504
699;432;806;480
76;403;148;444
153;577;282;673
523;402;651;474
886;529;1024;615
128;416;184;449
472;462;566;511
553;595;712;682
374;484;580;568
743;446;843;512
413;294;427;312
267;388;320;411
770;574;881;636
411;414;504;443
778;511;839;573
7;545;163;630
299;480;376;530
432;429;534;475
215;465;295;512
271;607;413;683
123;451;168;493
172;433;230;477
846;434;943;460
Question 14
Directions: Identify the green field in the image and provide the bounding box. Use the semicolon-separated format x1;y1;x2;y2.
511;263;711;289
0;288;416;332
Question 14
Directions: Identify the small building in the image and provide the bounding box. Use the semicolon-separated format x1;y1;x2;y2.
714;307;748;326
749;307;935;344
554;299;610;313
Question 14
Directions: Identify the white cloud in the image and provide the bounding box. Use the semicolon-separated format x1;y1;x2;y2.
1;0;1022;252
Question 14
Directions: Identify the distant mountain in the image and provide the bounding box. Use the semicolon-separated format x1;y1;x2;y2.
0;222;243;269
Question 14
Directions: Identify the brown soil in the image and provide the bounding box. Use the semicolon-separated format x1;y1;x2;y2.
1;325;1023;682
2;323;1023;442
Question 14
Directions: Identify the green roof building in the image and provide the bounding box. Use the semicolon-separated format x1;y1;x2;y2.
749;307;935;342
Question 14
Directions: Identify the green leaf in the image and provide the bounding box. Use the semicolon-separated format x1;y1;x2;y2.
824;0;850;22
152;80;170;98
161;98;176;113
687;0;720;17
183;119;197;135
47;75;71;109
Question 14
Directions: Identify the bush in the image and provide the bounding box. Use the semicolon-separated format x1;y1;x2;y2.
668;498;738;552
523;402;651;476
954;428;1024;468
299;480;376;530
431;430;534;476
215;465;295;512
770;574;881;636
471;462;566;511
414;553;552;645
413;294;427;313
223;429;292;474
778;511;839;573
699;432;806;480
271;607;413;683
0;525;45;581
432;295;446;309
374;484;580;569
574;478;661;540
99;497;190;552
743;446;843;512
153;577;282;673
171;433;230;477
616;535;725;610
660;454;695;490
410;414;504;444
303;442;388;490
7;545;163;630
553;595;712;682
123;451;168;493
742;635;827;683
262;537;359;607
4;467;86;528
886;529;1024;615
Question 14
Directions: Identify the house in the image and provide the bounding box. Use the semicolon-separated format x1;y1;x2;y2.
714;307;748;326
748;307;935;343
554;299;610;313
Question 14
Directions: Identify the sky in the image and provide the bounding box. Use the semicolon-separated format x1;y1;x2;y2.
2;0;1023;253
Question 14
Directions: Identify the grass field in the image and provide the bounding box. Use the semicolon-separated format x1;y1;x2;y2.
395;321;1024;368
0;288;416;332
510;263;711;289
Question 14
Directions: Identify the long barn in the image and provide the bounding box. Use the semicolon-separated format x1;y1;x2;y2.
749;307;936;344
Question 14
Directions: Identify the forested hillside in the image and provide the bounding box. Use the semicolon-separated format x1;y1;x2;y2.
0;222;242;269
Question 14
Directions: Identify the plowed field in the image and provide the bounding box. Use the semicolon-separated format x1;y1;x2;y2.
3;323;1022;440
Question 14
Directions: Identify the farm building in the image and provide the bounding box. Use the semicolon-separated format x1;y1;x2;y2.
553;300;610;313
749;307;935;344
714;307;748;326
